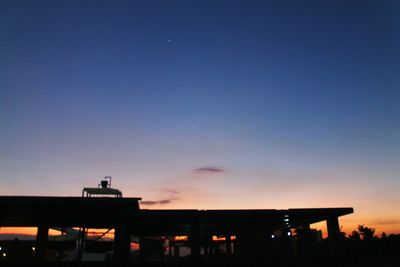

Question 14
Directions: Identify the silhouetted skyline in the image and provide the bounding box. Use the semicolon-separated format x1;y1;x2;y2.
1;0;399;235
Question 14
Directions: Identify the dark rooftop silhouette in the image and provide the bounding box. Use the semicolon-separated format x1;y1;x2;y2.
0;195;353;265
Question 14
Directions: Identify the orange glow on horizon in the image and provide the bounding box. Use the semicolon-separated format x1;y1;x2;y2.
0;227;116;240
85;228;115;240
0;227;37;238
0;212;398;241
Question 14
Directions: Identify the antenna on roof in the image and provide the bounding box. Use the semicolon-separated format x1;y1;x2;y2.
82;176;122;198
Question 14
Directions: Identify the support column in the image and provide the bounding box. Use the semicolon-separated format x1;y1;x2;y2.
327;216;340;257
114;220;131;262
225;235;232;255
173;244;180;258
190;220;200;261
139;236;146;262
76;227;86;261
296;224;312;257
236;226;251;260
35;224;49;262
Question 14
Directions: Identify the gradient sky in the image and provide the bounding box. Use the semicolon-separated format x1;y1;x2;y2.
1;0;399;235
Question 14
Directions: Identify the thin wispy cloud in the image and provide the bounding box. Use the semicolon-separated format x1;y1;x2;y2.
140;188;180;207
193;167;226;174
160;188;179;194
140;197;178;206
372;219;400;226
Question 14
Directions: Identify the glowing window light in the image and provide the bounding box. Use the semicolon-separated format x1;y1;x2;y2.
174;236;188;241
212;236;226;241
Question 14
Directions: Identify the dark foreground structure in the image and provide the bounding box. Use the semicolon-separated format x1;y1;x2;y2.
0;194;353;266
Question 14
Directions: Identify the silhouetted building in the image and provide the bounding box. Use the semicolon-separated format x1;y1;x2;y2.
0;195;353;264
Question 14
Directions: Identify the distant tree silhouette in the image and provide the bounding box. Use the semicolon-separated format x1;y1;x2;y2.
339;226;347;240
348;230;361;241
357;225;375;241
381;232;387;239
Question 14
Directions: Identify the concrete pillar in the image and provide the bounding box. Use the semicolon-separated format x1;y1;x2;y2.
35;225;49;262
173;244;180;257
168;238;173;257
236;226;252;260
114;222;131;262
139;236;146;262
326;216;340;257
190;220;200;261
76;227;86;261
225;235;232;255
296;224;312;257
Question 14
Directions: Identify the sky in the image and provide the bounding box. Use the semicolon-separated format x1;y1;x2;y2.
1;0;399;235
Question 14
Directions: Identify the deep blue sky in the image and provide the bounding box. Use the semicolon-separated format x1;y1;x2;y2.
1;0;399;233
